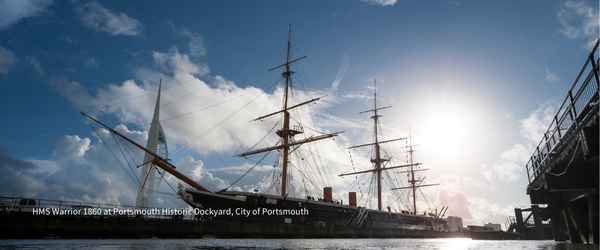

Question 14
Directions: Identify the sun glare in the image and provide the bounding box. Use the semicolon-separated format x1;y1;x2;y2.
442;238;475;250
419;102;472;160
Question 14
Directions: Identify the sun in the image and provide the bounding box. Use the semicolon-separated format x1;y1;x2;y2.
419;102;472;160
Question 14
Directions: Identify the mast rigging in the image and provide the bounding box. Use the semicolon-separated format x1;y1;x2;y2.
342;79;406;211
391;134;439;214
80;112;210;193
238;25;340;197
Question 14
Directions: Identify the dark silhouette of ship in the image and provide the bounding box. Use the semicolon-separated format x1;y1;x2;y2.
81;26;456;238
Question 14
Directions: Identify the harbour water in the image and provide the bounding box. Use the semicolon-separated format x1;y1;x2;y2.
0;239;597;250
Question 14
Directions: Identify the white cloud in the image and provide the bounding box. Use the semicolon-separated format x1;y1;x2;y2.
329;54;349;92
152;48;209;76
39;33;530;225
0;149;46;197
76;1;142;36
50;79;95;111
181;30;207;58
0;46;16;75
0;0;52;30
55;135;91;158
468;197;514;228
520;103;556;143
482;103;556;183
0;129;139;204
557;0;599;47
481;144;528;182
45;43;372;205
360;0;398;6
544;67;560;82
177;156;229;191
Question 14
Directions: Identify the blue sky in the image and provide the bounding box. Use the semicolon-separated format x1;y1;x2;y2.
0;0;597;225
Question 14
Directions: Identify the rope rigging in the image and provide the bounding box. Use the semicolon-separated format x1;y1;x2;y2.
242;121;281;157
218;148;275;193
288;161;321;197
91;126;140;186
159;92;248;122
167;76;282;157
291;150;326;196
169;91;266;157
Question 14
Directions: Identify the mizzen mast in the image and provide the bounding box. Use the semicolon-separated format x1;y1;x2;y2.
340;80;419;211
238;26;340;197
391;134;439;214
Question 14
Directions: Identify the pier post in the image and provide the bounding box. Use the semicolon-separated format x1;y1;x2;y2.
514;208;525;235
532;205;544;240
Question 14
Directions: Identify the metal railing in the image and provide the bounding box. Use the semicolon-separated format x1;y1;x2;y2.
525;40;600;184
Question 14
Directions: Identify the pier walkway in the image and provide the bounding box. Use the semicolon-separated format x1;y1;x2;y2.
523;40;599;244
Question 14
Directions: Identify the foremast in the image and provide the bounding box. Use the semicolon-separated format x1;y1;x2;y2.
340;80;419;211
238;26;340;197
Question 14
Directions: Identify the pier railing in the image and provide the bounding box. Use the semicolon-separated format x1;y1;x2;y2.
525;40;600;184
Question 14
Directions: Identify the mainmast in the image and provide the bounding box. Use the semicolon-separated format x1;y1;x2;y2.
238;26;340;197
371;80;384;211
280;26;293;197
340;80;419;211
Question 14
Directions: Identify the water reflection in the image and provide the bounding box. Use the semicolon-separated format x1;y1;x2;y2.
0;239;597;250
441;238;475;250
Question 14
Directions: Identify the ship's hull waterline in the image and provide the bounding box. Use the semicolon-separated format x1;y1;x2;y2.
180;189;462;238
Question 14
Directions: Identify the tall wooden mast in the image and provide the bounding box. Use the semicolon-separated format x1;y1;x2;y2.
408;134;417;214
280;26;293;197
372;80;383;211
340;80;418;211
239;26;340;197
391;133;439;214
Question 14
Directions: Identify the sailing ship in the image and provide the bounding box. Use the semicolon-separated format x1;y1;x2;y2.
81;27;455;237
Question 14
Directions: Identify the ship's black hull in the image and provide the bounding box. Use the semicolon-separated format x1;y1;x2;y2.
180;189;458;238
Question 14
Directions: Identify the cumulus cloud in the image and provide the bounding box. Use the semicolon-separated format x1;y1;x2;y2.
0;123;225;207
520;103;556;143
557;0;599;47
0;0;52;30
482;103;556;183
481;144;528;182
0;149;46;197
0;46;16;75
76;1;142;36
0;130;136;204
49;79;95;111
360;0;398;6
439;191;471;219
27;35;448;215
44;42;367;205
468;197;513;229
152;48;209;76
